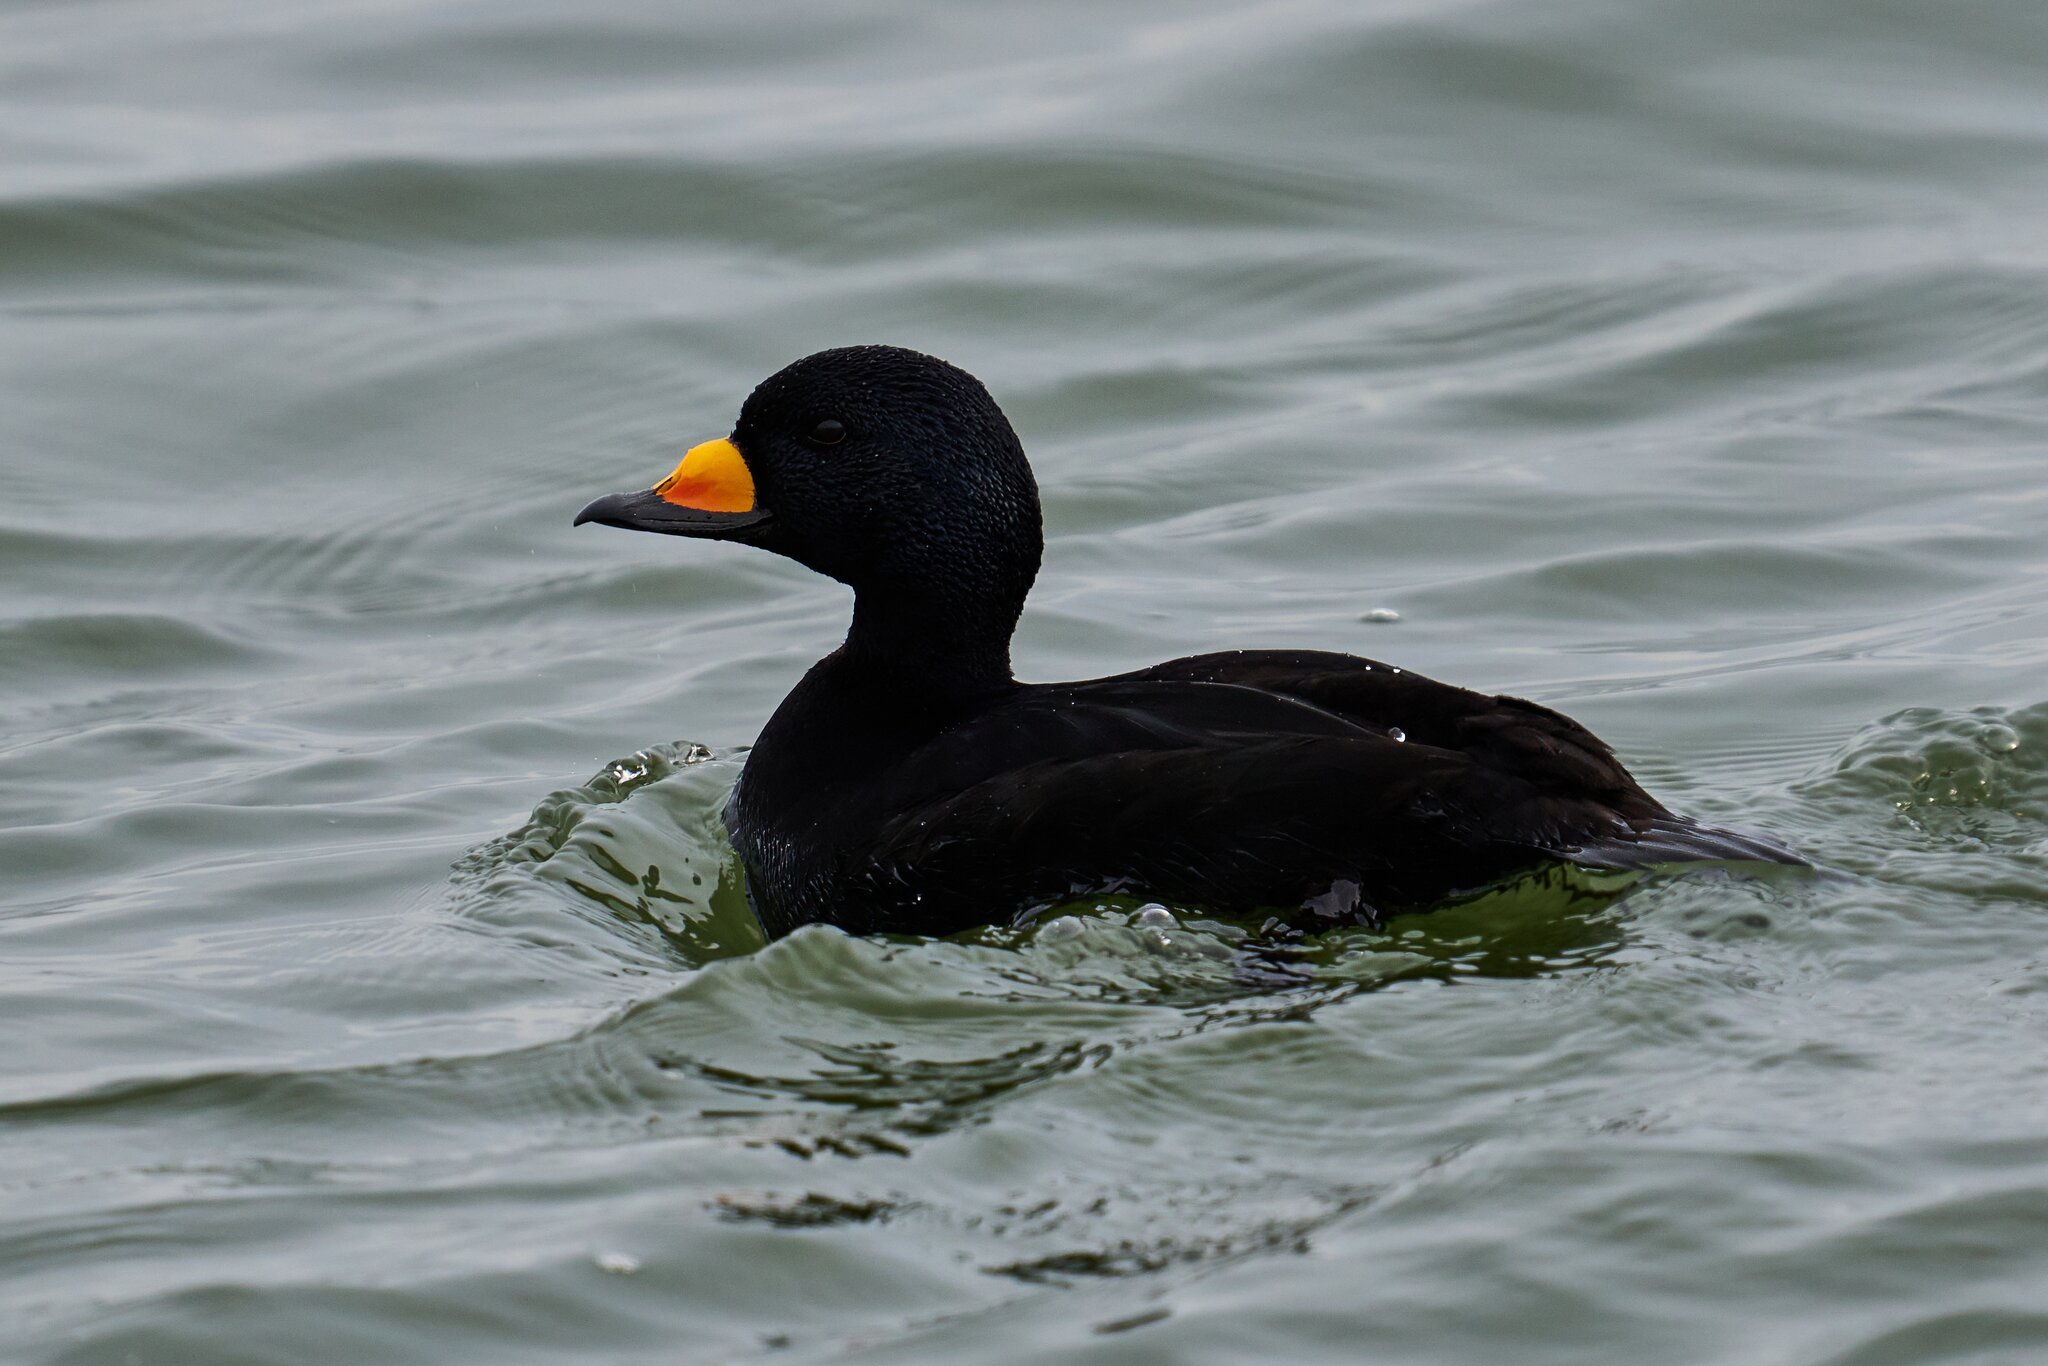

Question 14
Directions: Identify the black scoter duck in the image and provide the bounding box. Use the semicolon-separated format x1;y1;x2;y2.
576;345;1800;939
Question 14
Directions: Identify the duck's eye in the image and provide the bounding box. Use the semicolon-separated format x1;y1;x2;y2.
807;418;847;447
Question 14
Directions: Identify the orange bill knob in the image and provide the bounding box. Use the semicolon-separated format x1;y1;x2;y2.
654;437;755;513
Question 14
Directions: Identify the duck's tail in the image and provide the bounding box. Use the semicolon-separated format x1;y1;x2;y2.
1565;816;1808;871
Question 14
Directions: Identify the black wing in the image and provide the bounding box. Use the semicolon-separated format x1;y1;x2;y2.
1122;649;1657;814
1127;650;1803;866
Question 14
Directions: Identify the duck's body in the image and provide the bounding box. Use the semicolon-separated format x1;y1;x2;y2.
577;346;1800;939
726;646;1791;938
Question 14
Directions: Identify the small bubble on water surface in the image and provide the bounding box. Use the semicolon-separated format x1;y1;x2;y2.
1040;915;1085;942
1387;727;1406;742
1135;904;1178;929
595;1251;641;1275
1981;723;2020;753
1362;608;1401;623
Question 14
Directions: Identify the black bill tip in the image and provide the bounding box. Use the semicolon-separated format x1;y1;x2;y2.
573;489;773;539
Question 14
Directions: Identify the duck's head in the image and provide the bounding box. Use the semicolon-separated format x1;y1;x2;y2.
576;346;1043;683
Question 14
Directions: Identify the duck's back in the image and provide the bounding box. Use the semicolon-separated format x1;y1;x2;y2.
726;648;1800;938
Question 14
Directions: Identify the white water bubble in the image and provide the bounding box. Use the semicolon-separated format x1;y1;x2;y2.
1387;727;1406;743
1039;915;1086;943
595;1251;642;1275
1135;904;1179;929
1362;607;1401;623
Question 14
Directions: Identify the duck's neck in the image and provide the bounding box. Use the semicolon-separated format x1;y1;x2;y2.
736;579;1024;827
838;588;1019;702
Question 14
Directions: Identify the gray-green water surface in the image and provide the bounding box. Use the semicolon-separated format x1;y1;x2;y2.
6;1;2048;1362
